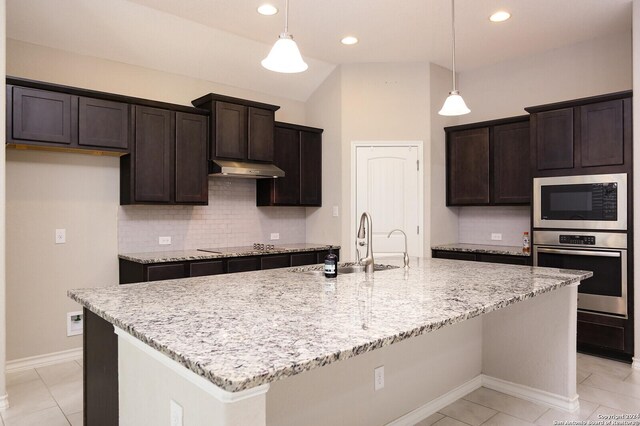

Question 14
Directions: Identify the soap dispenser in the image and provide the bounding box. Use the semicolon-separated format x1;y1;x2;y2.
324;247;338;278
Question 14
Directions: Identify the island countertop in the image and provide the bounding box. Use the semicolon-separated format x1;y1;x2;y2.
68;258;591;393
431;243;530;257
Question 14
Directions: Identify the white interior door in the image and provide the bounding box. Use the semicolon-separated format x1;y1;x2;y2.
355;145;421;259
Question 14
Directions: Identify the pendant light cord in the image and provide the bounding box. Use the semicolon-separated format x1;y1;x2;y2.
451;0;457;91
284;0;289;34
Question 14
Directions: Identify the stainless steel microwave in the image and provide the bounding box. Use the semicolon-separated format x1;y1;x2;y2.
533;173;627;230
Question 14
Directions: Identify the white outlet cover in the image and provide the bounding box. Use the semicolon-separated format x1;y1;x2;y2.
67;311;83;337
374;365;384;391
159;236;172;245
270;233;280;240
491;233;503;241
170;400;183;426
332;206;339;217
55;229;66;244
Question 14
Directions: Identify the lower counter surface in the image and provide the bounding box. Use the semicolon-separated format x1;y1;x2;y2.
69;257;591;393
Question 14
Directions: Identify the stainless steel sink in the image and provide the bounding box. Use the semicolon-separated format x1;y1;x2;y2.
292;263;399;276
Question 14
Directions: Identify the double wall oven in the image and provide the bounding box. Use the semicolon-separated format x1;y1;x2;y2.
533;173;629;318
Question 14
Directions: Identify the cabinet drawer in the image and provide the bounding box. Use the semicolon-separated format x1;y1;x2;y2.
227;257;260;273
290;252;318;267
477;254;530;266
189;261;224;277
261;255;290;270
432;251;477;261
147;263;186;282
578;319;626;352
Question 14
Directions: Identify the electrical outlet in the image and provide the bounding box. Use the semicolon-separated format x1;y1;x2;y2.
67;311;83;336
332;206;339;217
270;233;280;240
491;233;502;241
159;236;172;245
374;366;384;391
170;400;183;426
55;229;66;244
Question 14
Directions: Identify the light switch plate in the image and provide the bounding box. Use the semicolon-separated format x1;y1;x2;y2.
270;233;280;240
170;400;183;426
491;233;502;241
332;206;339;217
374;366;384;391
55;229;66;244
159;236;172;245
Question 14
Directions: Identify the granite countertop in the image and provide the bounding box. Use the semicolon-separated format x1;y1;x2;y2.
69;258;590;393
119;243;340;264
432;243;531;257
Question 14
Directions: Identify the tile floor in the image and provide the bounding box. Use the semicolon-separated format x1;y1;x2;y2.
0;354;637;425
416;353;640;426
1;358;82;426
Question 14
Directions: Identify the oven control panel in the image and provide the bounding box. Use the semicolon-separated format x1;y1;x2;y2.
559;235;596;245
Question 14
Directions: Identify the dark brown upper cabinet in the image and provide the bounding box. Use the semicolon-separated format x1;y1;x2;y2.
445;116;530;207
191;93;279;167
493;121;531;204
121;107;208;205
257;122;323;207
525;91;632;177
11;86;73;145
78;97;130;150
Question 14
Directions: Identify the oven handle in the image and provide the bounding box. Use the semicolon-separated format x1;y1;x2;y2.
535;248;621;258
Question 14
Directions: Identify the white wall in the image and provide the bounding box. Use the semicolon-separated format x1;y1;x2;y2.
6;40;308;360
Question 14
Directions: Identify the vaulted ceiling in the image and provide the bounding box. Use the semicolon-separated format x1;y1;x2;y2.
7;0;632;101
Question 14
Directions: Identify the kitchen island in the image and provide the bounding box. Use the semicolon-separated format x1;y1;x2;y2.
69;258;591;426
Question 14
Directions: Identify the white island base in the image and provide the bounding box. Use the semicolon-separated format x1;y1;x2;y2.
115;284;578;426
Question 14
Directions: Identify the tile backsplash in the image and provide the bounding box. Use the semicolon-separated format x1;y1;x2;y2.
458;206;530;247
118;178;306;253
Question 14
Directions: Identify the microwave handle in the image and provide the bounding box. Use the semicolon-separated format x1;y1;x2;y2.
536;248;621;258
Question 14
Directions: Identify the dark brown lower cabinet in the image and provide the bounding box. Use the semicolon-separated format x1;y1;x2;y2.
431;250;532;266
577;311;633;361
84;309;118;426
119;249;340;284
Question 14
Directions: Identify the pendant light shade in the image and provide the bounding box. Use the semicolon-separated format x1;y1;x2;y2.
262;33;308;73
439;0;470;116
262;0;308;73
439;91;470;116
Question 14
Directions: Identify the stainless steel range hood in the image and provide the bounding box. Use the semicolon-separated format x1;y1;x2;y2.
209;160;285;179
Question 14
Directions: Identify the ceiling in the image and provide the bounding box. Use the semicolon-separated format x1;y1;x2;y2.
7;0;632;102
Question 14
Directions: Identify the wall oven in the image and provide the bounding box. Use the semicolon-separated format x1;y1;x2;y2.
533;230;627;318
533;173;627;230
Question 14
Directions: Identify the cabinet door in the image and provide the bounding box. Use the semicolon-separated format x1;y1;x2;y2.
300;131;322;206
135;107;173;203
12;87;72;144
447;128;490;205
175;112;208;204
215;102;247;160
273;127;301;205
534;108;574;170
78;97;129;150
477;254;530;266
493;121;531;204
432;251;477;261
248;107;274;162
189;261;224;277
580;100;624;167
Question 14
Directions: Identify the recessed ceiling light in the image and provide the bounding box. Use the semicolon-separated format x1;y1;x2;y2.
489;11;511;22
341;36;359;45
257;4;278;16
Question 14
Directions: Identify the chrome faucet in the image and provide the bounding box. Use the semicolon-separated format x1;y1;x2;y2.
387;229;410;269
357;212;374;274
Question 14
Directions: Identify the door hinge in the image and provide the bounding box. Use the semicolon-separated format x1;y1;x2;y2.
417;226;420;234
417;160;420;171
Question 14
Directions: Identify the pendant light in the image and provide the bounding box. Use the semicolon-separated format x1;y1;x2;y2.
261;0;308;73
439;0;470;116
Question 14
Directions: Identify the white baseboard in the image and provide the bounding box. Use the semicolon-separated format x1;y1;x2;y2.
481;375;579;412
0;393;9;410
632;357;640;370
387;376;483;426
388;373;580;425
6;348;82;373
